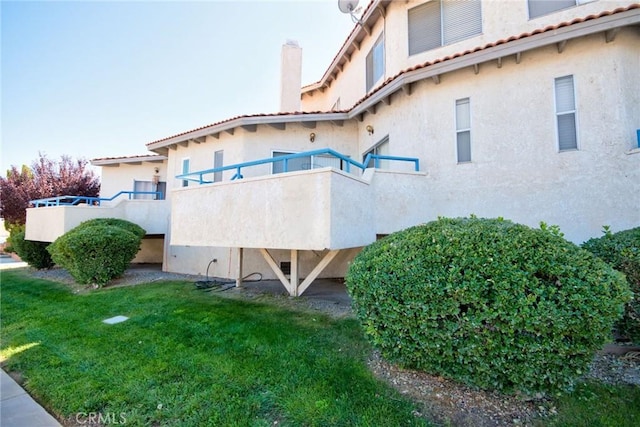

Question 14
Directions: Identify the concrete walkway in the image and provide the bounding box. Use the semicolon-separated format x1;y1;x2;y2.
0;369;61;427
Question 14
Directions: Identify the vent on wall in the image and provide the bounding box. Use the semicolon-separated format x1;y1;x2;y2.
280;262;291;275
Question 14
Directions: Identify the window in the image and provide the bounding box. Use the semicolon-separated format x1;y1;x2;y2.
456;98;471;163
408;0;482;55
528;0;577;19
181;158;190;187
272;151;344;174
363;136;390;169
555;75;577;151
133;180;166;200
331;98;341;111
366;34;385;92
213;150;223;182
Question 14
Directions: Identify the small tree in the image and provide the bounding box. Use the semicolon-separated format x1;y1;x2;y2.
0;153;100;229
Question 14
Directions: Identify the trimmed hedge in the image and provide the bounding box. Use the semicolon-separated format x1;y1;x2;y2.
72;218;146;239
9;226;54;269
582;227;640;343
48;220;143;286
346;217;631;394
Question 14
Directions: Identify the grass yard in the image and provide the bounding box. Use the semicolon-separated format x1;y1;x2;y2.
0;270;427;426
2;270;639;426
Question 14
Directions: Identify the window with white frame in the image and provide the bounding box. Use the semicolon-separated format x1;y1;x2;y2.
555;75;578;151
363;136;390;169
366;34;385;92
272;151;343;174
408;0;482;56
528;0;595;19
181;158;190;187
456;98;471;163
133;180;166;200
213;150;223;182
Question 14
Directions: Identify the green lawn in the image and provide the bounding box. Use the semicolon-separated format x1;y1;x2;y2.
542;381;640;427
2;270;639;426
0;270;427;426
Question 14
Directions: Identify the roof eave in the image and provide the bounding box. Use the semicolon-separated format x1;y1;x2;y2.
348;6;640;120
91;155;167;166
146;112;351;152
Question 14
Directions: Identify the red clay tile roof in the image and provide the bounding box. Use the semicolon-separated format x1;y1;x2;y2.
147;3;639;148
92;154;166;162
350;3;640;109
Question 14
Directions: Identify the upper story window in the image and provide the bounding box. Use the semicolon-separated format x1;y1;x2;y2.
366;33;385;92
213;150;224;182
555;75;578;151
408;0;482;56
528;0;596;19
181;158;190;187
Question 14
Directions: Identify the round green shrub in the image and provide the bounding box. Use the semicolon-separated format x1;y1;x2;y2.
73;218;146;239
346;217;631;394
48;225;141;285
10;226;54;269
582;227;640;343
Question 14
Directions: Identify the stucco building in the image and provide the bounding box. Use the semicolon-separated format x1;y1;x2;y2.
27;0;640;295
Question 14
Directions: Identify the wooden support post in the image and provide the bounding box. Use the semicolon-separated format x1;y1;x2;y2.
291;249;299;297
235;247;243;288
259;248;293;295
297;250;340;296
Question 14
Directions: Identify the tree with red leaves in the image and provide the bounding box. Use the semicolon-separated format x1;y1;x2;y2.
0;153;100;228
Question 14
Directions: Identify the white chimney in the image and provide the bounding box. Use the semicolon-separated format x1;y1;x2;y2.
280;40;302;113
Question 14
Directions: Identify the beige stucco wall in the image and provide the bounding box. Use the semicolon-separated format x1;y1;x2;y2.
100;161;168;202
26;200;170;242
301;0;636;112
170;168;374;250
350;29;639;243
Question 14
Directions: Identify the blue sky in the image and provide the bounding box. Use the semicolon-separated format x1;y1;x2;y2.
1;0;356;173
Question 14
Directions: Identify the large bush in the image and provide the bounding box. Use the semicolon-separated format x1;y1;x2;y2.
346;217;631;394
582;227;640;343
48;222;143;286
9;225;54;269
73;218;146;239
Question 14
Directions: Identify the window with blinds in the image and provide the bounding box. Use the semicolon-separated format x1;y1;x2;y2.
408;0;482;56
213;150;223;182
181;158;190;187
366;34;385;92
555;75;577;151
272;151;344;174
456;98;471;163
528;0;576;19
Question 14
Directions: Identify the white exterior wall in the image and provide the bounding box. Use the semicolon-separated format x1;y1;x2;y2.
26;200;170;242
301;0;635;112
354;29;639;243
163;121;360;279
99;162;168;203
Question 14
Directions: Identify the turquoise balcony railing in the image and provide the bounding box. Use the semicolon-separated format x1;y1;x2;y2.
30;191;164;208
176;148;420;185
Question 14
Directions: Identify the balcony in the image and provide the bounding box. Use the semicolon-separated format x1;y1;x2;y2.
26;192;168;242
171;149;425;250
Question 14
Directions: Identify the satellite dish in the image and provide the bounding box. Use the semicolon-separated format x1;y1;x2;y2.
338;0;362;24
338;0;359;14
